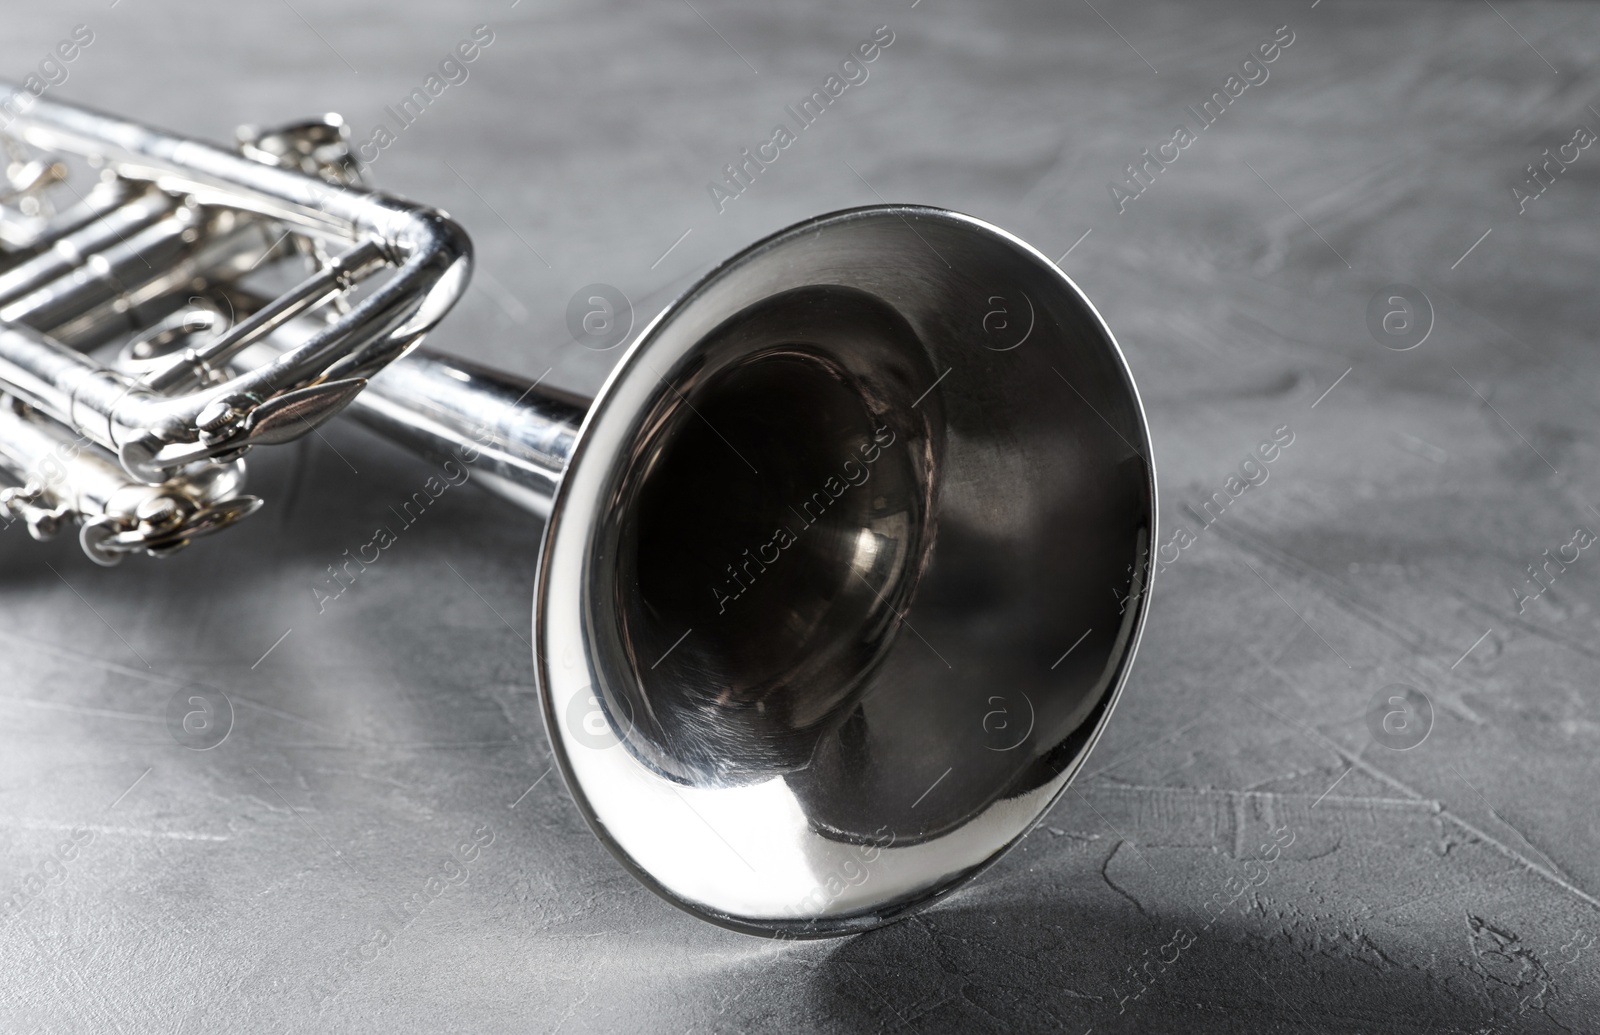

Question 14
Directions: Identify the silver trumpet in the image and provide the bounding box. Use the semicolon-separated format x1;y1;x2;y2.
0;86;1156;936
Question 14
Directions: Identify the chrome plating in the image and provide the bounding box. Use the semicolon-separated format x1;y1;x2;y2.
0;89;1155;935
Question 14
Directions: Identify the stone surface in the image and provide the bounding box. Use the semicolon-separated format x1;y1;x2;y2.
2;0;1598;1031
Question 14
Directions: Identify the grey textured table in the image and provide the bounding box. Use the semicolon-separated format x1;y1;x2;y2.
3;1;1599;1032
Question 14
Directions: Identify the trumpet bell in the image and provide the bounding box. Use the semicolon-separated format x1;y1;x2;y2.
537;206;1156;935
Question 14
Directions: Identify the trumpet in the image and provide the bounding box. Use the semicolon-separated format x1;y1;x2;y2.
0;85;1156;936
